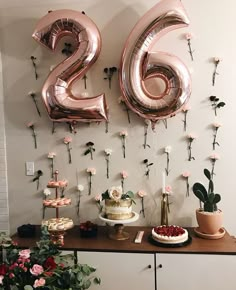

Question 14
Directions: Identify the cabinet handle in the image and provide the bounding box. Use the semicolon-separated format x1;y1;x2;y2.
148;264;152;269
157;264;163;269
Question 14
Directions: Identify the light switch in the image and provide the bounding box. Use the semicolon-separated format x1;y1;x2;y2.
26;161;34;176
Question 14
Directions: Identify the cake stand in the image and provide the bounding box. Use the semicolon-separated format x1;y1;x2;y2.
99;212;139;240
44;170;74;246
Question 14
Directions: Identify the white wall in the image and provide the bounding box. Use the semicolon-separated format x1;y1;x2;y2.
0;0;235;235
0;48;9;234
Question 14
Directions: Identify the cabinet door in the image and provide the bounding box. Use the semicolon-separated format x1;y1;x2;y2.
78;251;155;290
156;253;236;290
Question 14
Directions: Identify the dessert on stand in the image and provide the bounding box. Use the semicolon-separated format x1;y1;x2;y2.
99;185;139;240
42;170;74;246
99;212;139;240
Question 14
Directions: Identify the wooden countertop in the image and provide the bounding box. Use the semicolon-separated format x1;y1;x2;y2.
11;226;236;255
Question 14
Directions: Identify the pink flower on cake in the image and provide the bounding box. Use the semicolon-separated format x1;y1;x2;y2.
0;276;4;285
63;137;72;164
86;168;96;195
109;186;123;201
34;278;46;288
30;264;44;276
119;130;128;158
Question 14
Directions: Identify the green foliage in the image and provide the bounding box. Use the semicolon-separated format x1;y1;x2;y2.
0;227;100;290
101;189;136;204
193;168;221;212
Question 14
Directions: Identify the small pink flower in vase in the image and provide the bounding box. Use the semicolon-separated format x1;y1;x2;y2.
86;167;96;195
182;171;191;197
212;57;222;86
121;170;128;193
187;133;197;161
63;136;72;164
212;122;222;150
48;152;56;178
182;104;191;131
27;122;37;149
119;130;128;158
94;193;103;213
137;190;147;218
210;153;220;179
185;33;194;61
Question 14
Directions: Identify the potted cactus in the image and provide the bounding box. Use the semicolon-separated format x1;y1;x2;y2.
192;168;223;235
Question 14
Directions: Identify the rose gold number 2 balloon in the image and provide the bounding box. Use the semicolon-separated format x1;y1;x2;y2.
119;0;191;129
32;10;108;123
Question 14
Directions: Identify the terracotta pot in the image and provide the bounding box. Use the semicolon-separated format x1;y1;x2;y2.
196;209;223;235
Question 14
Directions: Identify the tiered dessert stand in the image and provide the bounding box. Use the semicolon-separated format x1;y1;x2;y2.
99;212;139;240
43;170;74;246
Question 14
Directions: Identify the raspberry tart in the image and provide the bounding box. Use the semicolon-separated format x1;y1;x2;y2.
152;225;188;244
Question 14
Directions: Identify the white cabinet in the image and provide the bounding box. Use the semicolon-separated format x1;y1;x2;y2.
75;251;236;290
156;253;236;290
77;251;155;290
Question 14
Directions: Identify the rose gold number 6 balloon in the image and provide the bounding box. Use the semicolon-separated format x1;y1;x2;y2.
119;0;191;129
32;10;108;123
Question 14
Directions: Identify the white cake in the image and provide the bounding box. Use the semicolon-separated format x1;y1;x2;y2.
105;199;132;220
42;217;74;231
152;225;188;244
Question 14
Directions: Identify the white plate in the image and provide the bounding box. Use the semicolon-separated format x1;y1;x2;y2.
99;212;139;224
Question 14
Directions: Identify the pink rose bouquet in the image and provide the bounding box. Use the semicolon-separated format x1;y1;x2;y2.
0;228;100;289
